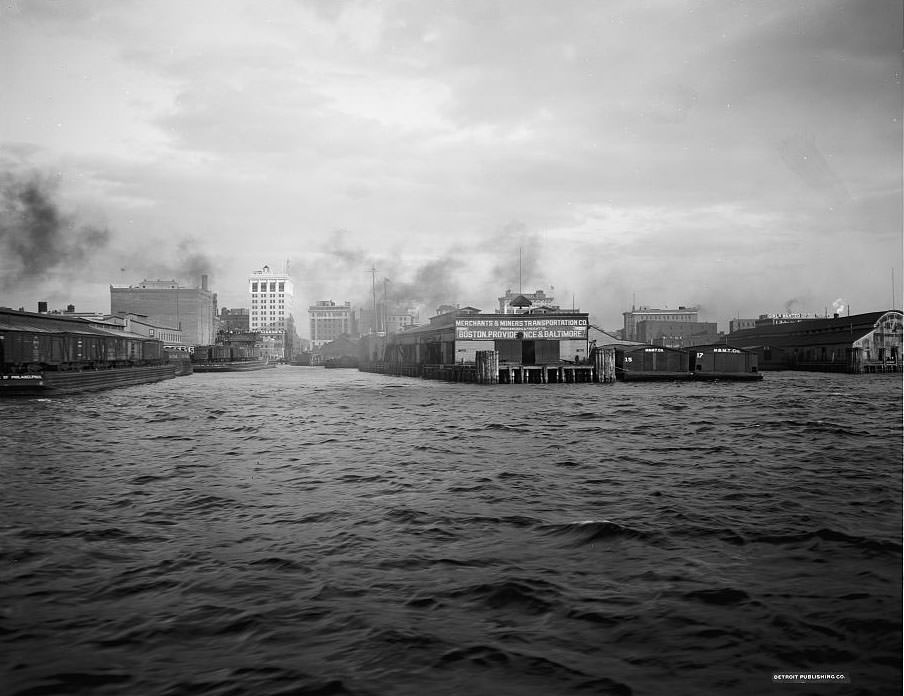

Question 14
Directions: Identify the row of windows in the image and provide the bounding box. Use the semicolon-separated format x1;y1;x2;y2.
251;282;286;292
148;329;180;342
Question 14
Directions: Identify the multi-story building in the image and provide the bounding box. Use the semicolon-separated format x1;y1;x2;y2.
220;307;250;333
309;300;352;349
248;265;294;359
635;320;719;348
385;309;417;334
110;276;216;346
622;306;698;341
754;313;820;327
729;318;757;334
498;288;559;314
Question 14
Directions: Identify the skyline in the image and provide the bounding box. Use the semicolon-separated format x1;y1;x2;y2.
1;0;902;331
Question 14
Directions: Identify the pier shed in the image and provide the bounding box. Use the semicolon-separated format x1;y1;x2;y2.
614;345;690;381
362;307;613;384
728;310;901;373
690;344;762;380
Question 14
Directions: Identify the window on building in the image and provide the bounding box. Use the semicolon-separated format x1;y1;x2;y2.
279;282;284;292
252;283;258;292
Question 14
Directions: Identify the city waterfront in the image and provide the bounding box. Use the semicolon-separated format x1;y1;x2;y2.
1;369;901;695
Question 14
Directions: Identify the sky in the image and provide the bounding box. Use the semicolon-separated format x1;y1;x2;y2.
1;0;902;334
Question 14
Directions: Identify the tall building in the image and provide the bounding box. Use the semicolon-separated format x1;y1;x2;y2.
309;300;352;349
622;306;698;341
249;265;294;359
110;276;216;346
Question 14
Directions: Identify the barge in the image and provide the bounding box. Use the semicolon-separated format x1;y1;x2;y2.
613;344;763;381
1;364;176;396
191;358;273;372
190;340;272;372
1;308;176;396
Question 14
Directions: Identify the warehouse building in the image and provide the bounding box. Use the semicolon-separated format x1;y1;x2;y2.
729;310;902;372
622;306;698;341
110;277;216;346
360;306;610;383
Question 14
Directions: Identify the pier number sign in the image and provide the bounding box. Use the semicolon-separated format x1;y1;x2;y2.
455;317;588;340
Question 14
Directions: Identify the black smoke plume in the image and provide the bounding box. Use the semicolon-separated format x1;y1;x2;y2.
119;238;215;288
0;173;110;289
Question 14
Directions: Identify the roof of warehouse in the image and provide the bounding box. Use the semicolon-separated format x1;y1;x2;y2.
0;309;144;338
729;311;899;349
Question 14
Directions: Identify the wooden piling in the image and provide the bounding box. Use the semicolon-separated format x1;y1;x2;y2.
475;350;499;384
594;346;616;383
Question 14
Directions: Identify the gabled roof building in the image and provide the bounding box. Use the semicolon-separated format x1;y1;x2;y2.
728;310;902;372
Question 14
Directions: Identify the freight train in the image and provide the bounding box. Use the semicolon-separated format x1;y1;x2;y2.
191;343;259;362
0;309;175;395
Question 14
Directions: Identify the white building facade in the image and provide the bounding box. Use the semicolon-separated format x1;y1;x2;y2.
249;265;295;359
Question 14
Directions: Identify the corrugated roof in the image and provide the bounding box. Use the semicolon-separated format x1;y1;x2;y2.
729;311;897;349
588;325;643;347
0;309;152;339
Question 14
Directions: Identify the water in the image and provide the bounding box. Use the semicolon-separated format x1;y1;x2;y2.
1;369;901;696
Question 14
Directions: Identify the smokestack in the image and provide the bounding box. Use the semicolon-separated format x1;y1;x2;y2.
38;301;47;313
201;274;208;291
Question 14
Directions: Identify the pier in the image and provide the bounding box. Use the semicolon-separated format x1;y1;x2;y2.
359;347;616;385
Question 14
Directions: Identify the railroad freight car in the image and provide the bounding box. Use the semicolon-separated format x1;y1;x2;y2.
1;327;164;372
0;309;175;395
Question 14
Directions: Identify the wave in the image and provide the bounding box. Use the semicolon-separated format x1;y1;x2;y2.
538;519;657;546
750;527;902;554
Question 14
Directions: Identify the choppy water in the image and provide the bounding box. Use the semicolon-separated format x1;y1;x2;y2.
1;368;901;696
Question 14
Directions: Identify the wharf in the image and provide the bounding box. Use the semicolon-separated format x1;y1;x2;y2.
360;348;615;385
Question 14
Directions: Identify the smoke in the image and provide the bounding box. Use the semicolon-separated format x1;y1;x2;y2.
173;240;214;286
119;238;215;288
324;230;368;267
832;297;846;315
783;297;800;313
0;172;111;289
383;257;467;314
285;220;556;320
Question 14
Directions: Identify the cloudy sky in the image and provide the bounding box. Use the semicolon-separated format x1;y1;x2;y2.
1;0;901;332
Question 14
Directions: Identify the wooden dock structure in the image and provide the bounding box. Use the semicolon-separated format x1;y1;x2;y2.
359;347;616;385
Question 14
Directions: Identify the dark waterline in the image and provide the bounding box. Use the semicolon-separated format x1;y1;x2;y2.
1;369;901;696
